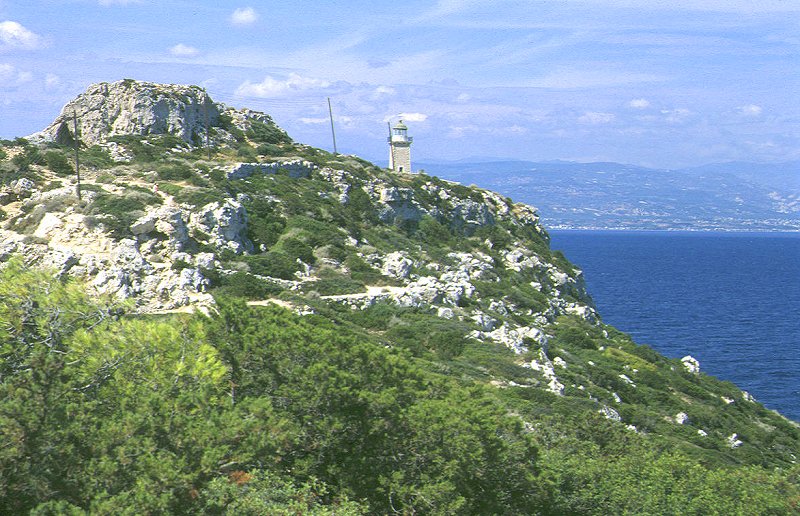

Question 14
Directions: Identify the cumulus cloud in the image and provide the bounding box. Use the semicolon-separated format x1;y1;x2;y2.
45;73;60;89
169;43;199;57
383;112;428;123
0;63;33;86
578;112;615;124
397;112;428;122
230;7;259;26
662;108;691;123
0;21;43;50
737;104;762;116
372;85;395;96
98;0;142;5
236;73;331;97
299;117;329;125
628;98;650;109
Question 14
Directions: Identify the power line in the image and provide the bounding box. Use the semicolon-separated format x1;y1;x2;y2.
73;110;81;201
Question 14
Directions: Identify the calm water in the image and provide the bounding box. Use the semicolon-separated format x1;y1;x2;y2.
550;231;800;421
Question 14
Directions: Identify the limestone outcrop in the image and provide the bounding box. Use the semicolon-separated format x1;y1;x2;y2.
27;79;285;148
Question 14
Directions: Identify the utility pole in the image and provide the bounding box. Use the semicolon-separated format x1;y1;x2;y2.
203;93;211;160
327;97;338;155
72;110;81;201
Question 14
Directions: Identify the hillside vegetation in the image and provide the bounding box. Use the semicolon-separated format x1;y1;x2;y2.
0;81;798;514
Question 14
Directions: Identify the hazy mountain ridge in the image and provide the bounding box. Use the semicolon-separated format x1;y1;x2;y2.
420;160;800;231
0;81;798;514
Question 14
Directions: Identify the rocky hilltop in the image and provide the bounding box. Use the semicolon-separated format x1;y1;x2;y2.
28;79;286;148
0;80;798;514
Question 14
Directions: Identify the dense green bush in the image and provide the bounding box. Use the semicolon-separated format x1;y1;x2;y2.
245;120;292;145
87;192;147;237
79;145;114;168
211;271;284;299
44;151;73;176
246;251;300;280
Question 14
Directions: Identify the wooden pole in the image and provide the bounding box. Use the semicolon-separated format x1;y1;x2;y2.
327;97;338;155
204;94;211;160
72;110;81;201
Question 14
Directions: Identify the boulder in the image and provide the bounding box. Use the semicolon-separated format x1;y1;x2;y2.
190;200;253;254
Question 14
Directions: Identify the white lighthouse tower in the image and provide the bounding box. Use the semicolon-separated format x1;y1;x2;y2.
388;120;413;173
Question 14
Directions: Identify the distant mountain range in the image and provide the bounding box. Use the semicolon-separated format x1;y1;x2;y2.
418;160;800;231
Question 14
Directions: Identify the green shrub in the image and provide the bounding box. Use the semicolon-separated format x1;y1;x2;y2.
212;271;283;299
174;187;218;207
256;143;282;156
87;192;147;238
11;146;42;171
276;237;315;264
246;120;292;145
156;162;195;181
79;145;114;169
0;148;6;161
430;329;467;360
246;251;300;280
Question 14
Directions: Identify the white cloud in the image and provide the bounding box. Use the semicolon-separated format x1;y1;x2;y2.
384;112;428;123
169;43;199;57
0;21;43;50
235;73;331;97
98;0;142;5
737;104;762;116
0;63;14;78
578;112;615;124
628;98;650;109
456;93;471;102
45;73;60;89
230;7;259;26
299;117;329;125
662;108;691;123
372;85;395;96
0;63;33;86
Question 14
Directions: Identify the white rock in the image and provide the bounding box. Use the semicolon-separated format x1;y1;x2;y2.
34;212;64;239
382;251;413;279
190;199;252;254
681;355;700;374
612;392;622;403
437;307;455;319
727;433;743;448
675;412;690;425
10;178;35;195
525;349;564;395
599;406;622;422
471;311;498;331
553;357;567;369
618;374;636;387
697;429;708;437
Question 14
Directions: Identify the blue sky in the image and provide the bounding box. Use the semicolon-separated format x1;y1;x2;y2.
1;0;798;168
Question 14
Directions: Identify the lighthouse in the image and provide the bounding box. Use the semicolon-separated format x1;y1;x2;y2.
388;120;413;173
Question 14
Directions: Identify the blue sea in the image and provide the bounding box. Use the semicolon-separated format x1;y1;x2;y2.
549;231;800;422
